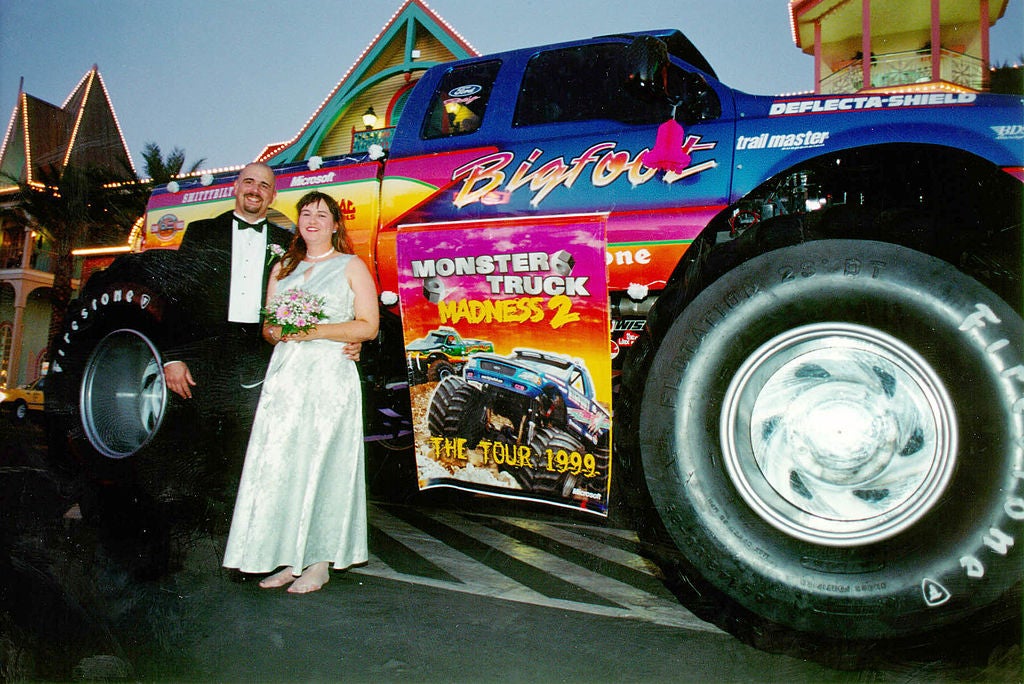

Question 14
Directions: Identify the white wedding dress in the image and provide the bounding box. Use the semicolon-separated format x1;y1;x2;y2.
223;254;367;574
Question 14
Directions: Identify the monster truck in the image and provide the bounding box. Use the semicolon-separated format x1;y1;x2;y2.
405;326;494;383
47;28;1023;654
427;349;610;497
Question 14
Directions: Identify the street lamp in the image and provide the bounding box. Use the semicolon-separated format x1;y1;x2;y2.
362;107;378;130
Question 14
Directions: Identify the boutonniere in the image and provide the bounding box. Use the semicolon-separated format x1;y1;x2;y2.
267;244;286;266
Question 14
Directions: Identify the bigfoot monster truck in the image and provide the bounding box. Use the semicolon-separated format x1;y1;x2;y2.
47;28;1023;655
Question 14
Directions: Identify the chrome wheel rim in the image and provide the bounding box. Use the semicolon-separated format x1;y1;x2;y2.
720;323;957;547
81;329;167;459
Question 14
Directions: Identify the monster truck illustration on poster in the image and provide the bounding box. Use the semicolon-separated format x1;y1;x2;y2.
405;326;494;383
427;348;610;499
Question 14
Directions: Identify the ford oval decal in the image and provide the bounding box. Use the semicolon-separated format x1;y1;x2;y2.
448;84;482;98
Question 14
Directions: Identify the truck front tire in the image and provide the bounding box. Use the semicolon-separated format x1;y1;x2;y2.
634;239;1023;644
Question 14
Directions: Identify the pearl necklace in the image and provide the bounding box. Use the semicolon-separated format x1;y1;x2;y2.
305;248;335;261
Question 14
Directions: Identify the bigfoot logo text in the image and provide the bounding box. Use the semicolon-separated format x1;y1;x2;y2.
451;138;718;208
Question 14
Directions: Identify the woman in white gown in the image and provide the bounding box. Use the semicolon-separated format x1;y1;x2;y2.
223;190;379;594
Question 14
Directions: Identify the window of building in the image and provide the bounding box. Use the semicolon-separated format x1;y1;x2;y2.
422;60;501;139
1;228;25;269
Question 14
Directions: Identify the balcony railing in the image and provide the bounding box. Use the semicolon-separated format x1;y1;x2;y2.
0;246;23;269
351;127;395;153
30;248;54;273
1;247;56;273
0;246;83;279
820;48;985;94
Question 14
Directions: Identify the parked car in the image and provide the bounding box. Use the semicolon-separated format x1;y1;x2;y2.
1;376;45;421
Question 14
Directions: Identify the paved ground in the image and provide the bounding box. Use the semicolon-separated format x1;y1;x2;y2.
2;418;1021;681
115;508;849;682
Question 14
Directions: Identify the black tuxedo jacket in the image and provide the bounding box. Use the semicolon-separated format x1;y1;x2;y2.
163;210;292;365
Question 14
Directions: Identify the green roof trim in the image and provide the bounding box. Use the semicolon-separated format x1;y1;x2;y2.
264;0;476;166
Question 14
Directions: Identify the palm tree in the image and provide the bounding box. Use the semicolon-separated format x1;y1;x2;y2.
13;163;145;360
7;143;205;365
140;142;205;184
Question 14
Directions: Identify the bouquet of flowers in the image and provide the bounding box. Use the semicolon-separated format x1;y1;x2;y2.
263;288;327;336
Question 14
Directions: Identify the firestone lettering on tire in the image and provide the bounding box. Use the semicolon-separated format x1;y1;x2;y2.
952;301;1024;587
52;285;163;374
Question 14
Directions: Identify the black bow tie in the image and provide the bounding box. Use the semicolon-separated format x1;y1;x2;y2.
236;219;266;232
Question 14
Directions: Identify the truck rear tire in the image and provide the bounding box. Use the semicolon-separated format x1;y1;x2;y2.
525;425;584;498
44;259;217;532
46;285;176;491
634;239;1023;645
426;358;457;383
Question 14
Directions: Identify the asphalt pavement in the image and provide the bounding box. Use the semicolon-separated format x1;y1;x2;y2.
1;417;1021;682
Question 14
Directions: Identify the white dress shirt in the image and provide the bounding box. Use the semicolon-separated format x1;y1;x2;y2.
228;214;269;323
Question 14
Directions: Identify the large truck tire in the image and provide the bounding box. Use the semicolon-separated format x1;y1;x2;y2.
45;253;215;529
628;239;1023;649
426;357;457;383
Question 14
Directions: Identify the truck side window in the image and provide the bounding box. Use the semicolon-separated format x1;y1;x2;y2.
514;43;719;127
422;60;501;139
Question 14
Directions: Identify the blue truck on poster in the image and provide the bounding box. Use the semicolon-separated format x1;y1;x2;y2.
47;28;1023;655
428;348;611;499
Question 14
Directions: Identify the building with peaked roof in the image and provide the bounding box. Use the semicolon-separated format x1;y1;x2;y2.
0;66;135;190
259;0;477;164
789;0;1013;94
0;66;134;388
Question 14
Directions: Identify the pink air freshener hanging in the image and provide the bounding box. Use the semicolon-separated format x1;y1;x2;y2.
642;115;691;173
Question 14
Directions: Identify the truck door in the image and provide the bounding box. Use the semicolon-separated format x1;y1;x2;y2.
498;41;734;291
386;39;734;294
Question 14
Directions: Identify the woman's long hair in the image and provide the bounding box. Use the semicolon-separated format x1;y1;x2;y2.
277;190;354;279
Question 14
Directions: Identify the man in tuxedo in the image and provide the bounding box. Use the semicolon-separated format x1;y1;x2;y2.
160;162;293;505
164;162;289;403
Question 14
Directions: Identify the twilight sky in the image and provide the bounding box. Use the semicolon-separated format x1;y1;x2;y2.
1;0;1021;172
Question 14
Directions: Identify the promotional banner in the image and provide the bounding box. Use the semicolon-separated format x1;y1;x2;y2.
141;158;382;255
397;214;612;515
